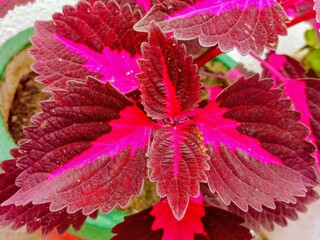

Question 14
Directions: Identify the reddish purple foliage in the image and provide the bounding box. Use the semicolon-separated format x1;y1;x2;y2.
0;159;96;235
134;0;289;55
258;52;320;167
137;23;202;119
112;198;253;240
0;0;34;18
1;0;320;238
30;0;147;93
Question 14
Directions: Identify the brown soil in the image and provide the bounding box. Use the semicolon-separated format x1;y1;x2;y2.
8;71;50;142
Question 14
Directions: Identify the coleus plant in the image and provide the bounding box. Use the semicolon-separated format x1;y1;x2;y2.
0;0;320;239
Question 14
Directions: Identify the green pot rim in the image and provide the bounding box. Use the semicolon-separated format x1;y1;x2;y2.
0;28;35;161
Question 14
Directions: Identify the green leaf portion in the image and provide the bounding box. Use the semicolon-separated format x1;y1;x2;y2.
302;28;320;77
69;211;129;240
305;29;318;49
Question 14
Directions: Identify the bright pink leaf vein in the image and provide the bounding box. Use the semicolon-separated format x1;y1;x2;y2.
55;34;141;94
48;105;153;180
196;102;283;164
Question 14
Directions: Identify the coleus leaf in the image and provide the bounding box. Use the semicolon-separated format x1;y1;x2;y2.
30;0;147;93
0;158;96;234
85;0;157;12
202;185;319;232
112;198;253;240
137;23;202;120
228;188;319;232
259;52;320;166
148;126;209;220
0;0;35;18
2;76;154;216
134;0;289;55
196;75;318;212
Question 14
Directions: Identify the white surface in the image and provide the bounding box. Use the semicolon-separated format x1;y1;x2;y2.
0;0;78;46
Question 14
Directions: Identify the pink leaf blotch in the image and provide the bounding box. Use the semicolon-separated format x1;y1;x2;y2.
2;77;153;216
30;0;147;93
260;52;320;166
197;75;318;211
134;0;289;55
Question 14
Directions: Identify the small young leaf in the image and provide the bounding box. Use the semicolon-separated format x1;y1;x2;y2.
2;77;153;216
30;0;147;93
134;0;289;55
0;0;35;18
137;23;202;120
148;125;209;220
196;75;317;211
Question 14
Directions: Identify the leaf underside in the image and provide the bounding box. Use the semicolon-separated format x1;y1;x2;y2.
134;0;289;55
2;77;151;217
30;0;147;93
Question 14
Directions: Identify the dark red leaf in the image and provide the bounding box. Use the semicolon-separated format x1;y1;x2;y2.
111;207;163;240
259;52;320;167
2;77;153;216
202;185;319;232
0;0;35;18
148;125;209;220
196;75;318;212
30;0;147;93
137;23;202;120
0;160;96;235
228;188;319;232
261;51;306;85
112;198;253;240
134;0;289;55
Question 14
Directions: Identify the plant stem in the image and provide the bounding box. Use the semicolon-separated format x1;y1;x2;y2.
249;53;289;83
286;10;316;27
194;46;222;68
282;0;303;10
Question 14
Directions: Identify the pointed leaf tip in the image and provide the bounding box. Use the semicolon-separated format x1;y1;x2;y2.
148;126;209;220
137;23;202;120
